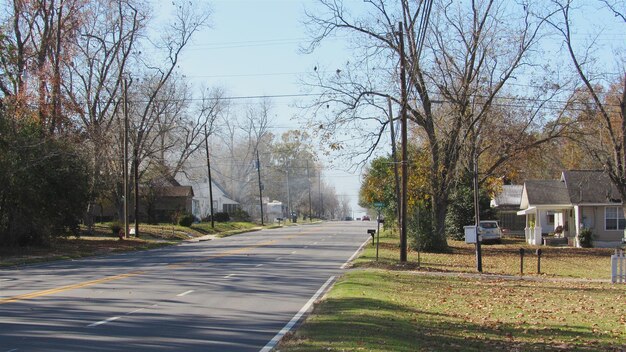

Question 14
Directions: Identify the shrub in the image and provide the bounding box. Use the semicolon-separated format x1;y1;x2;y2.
444;176;495;240
177;213;195;227
213;212;230;222
0;116;90;246
578;228;594;248
202;212;230;222
230;208;250;222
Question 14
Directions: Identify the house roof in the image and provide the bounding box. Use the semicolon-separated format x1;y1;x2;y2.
493;185;523;208
561;170;621;204
157;186;194;197
523;180;570;205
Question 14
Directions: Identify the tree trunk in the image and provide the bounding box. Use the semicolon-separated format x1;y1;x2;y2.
429;194;450;252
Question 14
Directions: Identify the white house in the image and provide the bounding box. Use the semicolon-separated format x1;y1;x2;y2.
517;170;625;248
177;175;240;220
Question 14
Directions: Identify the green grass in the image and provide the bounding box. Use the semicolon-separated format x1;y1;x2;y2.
279;231;626;351
191;221;260;237
281;271;626;352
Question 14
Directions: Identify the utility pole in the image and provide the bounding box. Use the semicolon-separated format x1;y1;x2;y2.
204;124;215;228
286;168;291;222
388;96;401;233
256;149;264;226
319;172;323;219
398;22;408;263
473;150;483;272
307;160;312;222
133;144;139;237
123;78;129;238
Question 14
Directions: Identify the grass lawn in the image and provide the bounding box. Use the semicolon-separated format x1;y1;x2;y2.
0;221;264;267
191;221;261;237
280;271;626;352
0;236;173;267
355;231;621;279
279;231;626;351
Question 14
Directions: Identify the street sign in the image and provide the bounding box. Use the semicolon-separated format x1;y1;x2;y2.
373;202;384;208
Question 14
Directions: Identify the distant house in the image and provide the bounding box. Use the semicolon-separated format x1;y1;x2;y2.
517;170;625;248
491;185;525;236
141;179;194;223
177;176;240;220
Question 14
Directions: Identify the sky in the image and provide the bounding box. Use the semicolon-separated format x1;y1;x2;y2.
157;0;625;217
169;0;372;216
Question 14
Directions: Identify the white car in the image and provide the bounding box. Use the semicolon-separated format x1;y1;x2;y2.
478;220;502;243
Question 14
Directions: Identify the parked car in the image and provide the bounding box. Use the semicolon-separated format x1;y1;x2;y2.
478;220;502;243
362;215;370;221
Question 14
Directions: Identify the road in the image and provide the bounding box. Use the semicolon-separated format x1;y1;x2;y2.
0;221;372;352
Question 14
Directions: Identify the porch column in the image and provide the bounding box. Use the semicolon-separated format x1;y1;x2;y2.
574;205;581;248
524;213;530;243
533;210;543;245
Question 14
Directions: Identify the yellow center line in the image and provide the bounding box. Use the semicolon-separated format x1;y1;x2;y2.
0;228;318;305
0;271;144;305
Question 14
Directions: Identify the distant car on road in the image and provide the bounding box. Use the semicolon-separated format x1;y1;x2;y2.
478;220;502;243
343;216;353;221
362;215;370;221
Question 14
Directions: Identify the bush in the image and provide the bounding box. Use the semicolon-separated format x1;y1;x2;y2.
202;212;230;222
213;212;230;222
0;116;90;246
230;208;250;222
579;228;594;248
177;213;195;227
444;176;495;240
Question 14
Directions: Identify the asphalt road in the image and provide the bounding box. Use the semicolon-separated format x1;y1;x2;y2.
0;221;372;352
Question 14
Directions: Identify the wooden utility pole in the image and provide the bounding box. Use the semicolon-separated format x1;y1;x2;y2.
319;172;323;219
286;168;291;221
204;124;215;228
473;151;483;272
388;96;401;232
399;22;408;263
123;78;129;238
133;147;139;237
256;149;264;226
307;160;313;222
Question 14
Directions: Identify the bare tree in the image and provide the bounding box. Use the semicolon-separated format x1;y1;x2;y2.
211;99;274;213
549;0;626;204
0;0;85;132
304;0;560;251
126;0;211;231
65;0;145;227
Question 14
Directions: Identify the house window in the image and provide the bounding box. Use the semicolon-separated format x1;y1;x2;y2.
223;203;240;214
547;212;555;225
605;207;625;230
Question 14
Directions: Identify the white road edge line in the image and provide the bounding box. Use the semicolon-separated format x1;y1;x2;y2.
340;238;370;269
6;349;18;352
256;264;264;268
88;316;121;327
127;308;145;315
177;290;194;297
259;276;336;352
224;274;236;279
